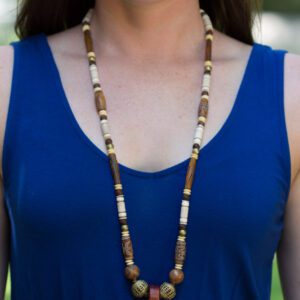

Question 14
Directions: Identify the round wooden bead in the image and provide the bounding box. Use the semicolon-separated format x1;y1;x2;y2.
160;282;176;299
131;280;149;298
125;264;140;281
169;269;184;285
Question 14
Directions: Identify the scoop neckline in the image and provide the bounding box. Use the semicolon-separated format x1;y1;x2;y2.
39;32;258;178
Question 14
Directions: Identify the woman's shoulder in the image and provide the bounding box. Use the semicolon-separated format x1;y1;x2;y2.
284;51;300;182
0;44;14;179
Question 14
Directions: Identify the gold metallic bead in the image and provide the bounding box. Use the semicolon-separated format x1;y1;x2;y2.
179;229;186;237
160;282;176;299
121;225;128;231
131;280;149;298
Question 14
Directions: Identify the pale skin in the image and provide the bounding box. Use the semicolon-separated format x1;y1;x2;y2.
0;0;299;298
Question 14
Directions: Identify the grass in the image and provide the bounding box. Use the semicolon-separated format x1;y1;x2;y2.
4;258;284;299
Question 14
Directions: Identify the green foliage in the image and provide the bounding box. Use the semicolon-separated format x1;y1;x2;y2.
263;0;300;13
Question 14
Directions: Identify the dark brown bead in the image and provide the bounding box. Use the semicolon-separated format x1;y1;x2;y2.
182;193;190;201
185;158;196;190
109;154;121;184
115;189;123;196
169;269;184;285
119;219;127;225
95;91;106;111
205;39;212;61
204;69;211;75
84;31;93;53
105;138;113;145
124;264;140;281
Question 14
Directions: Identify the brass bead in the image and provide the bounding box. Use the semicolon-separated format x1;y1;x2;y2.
179;229;186;237
121;225;128;231
160;282;176;299
125;264;140;281
131;280;149;298
169;269;184;285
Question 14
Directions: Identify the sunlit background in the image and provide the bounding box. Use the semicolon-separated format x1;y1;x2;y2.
1;0;300;299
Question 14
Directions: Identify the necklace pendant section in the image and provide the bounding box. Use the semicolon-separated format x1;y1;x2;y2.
148;285;160;300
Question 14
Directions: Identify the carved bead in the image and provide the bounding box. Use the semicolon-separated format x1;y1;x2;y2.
122;237;133;260
131;280;149;298
175;240;186;265
125;264;140;281
160;282;176;299
169;269;184;285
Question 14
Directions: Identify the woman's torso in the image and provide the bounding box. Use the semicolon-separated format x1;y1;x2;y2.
1;29;291;299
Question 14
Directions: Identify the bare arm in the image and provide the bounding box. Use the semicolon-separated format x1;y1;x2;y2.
0;178;9;299
0;45;13;299
277;53;300;299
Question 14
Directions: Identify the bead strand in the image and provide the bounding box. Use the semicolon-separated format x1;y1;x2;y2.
82;9;142;287
81;7;213;300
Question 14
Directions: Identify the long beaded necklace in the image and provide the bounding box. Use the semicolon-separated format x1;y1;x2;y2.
81;7;213;300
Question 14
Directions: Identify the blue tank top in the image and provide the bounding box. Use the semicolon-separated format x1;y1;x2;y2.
3;33;290;300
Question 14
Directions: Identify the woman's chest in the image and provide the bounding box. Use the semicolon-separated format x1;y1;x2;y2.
6;130;288;252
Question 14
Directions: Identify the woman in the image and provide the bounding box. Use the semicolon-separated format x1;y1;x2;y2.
0;0;299;299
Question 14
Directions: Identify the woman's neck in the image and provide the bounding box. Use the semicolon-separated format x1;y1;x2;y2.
92;0;205;62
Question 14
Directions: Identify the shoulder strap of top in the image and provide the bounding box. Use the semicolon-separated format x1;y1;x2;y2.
267;46;291;197
274;48;291;195
2;33;47;187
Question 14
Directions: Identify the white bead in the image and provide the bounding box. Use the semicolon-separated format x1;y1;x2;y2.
206;24;213;31
202;14;212;27
94;86;102;93
83;8;93;23
194;124;204;140
180;206;189;221
104;133;111;140
82;24;90;32
181;200;189;207
117;201;126;213
202;86;209;93
193;137;202;146
119;212;127;218
180;218;188;225
202;74;211;89
117;195;125;202
100;119;110;135
89;64;100;85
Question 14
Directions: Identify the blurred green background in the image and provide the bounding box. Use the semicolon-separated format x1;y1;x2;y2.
1;0;299;299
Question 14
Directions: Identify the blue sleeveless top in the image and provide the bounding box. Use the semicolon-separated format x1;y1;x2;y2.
3;33;291;300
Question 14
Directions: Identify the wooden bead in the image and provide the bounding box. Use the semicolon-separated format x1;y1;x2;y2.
175;239;186;265
122;237;134;260
169;269;184;285
109;154;121;184
185;157;197;190
125;264;140;281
